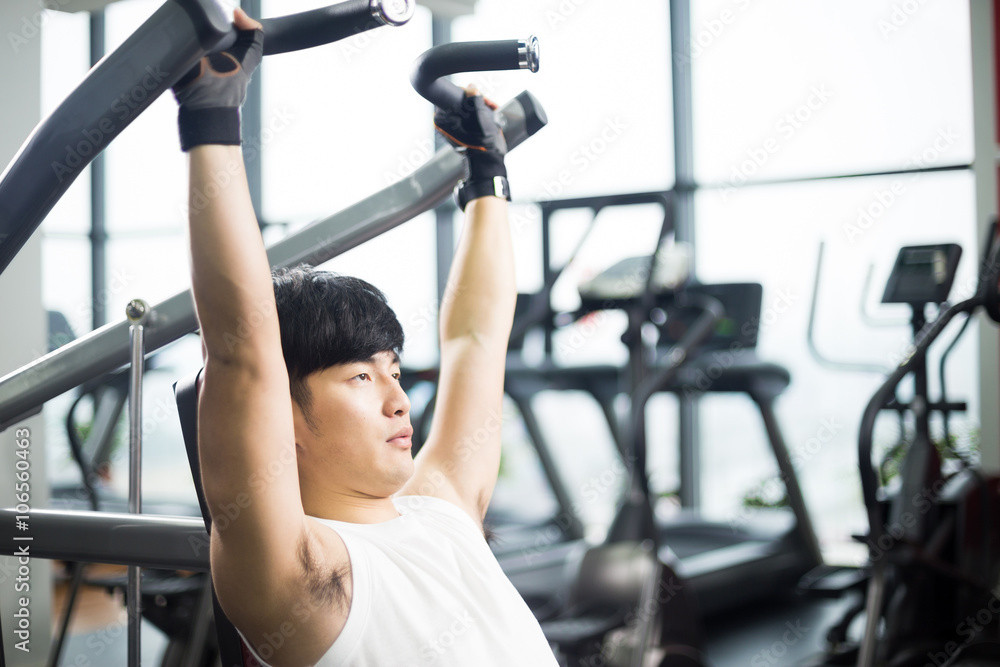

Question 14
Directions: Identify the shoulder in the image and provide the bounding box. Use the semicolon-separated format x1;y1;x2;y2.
395;462;487;531
394;495;488;540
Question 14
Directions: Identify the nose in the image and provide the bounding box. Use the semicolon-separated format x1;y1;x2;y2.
385;376;410;417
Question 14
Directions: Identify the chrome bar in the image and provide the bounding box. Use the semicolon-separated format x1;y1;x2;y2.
856;560;885;667
0;509;209;570
126;299;149;667
371;0;415;26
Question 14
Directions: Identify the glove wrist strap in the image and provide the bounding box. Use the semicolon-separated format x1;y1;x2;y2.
455;175;511;211
178;107;241;152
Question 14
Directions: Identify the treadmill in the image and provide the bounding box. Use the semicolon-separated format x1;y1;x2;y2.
501;192;822;617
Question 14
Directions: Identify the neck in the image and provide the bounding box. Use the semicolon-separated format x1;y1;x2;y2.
303;489;401;524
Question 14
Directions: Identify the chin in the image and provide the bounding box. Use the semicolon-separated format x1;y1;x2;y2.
380;461;415;495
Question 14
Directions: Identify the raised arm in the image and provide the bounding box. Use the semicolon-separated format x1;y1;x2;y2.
177;11;346;665
400;90;517;525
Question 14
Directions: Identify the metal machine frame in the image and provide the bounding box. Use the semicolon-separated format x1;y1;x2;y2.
0;2;546;664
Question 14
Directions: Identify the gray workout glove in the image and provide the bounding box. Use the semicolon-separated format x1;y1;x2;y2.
434;92;509;210
171;27;264;152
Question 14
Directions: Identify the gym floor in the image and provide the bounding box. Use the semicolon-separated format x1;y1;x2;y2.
50;563;168;667
703;595;858;667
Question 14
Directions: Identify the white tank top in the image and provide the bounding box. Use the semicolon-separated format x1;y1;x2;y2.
239;495;558;666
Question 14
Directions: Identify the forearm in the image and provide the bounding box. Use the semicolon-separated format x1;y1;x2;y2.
188;144;279;365
439;196;516;349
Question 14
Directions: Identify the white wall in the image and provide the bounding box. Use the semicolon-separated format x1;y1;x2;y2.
1;1;53;665
970;0;1000;472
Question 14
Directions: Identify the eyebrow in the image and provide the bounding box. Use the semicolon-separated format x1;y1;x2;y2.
364;352;400;366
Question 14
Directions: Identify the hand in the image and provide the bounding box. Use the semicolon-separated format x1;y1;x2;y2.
433;86;507;157
434;86;509;209
172;8;264;152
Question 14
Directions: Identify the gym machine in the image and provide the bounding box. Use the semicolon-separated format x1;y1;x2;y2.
803;238;1000;667
0;0;549;663
505;192;822;615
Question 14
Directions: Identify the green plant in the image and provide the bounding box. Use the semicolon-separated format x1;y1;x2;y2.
67;412;127;469
877;427;980;487
740;476;789;510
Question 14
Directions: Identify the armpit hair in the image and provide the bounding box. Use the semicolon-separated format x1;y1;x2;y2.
296;532;349;610
483;520;498;547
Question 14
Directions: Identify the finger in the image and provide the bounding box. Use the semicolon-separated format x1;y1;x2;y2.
463;84;480;97
233;7;263;31
483;97;498;111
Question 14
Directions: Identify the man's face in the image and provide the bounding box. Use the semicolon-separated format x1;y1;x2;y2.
292;350;413;502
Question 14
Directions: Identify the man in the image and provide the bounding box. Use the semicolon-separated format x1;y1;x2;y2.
174;8;558;666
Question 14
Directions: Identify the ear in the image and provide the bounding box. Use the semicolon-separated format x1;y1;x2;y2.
290;398;314;451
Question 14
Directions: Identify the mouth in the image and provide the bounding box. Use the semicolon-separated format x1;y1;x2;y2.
387;427;414;449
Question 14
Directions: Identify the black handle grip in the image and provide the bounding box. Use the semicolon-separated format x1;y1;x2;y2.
410;37;540;111
214;0;415;56
499;91;549;151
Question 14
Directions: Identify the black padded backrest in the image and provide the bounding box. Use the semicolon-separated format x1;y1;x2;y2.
175;369;210;531
174;368;252;667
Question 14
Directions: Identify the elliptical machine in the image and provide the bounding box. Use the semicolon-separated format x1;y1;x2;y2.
806;231;1000;667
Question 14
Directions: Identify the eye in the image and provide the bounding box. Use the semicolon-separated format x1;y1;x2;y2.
354;372;371;382
392;372;401;381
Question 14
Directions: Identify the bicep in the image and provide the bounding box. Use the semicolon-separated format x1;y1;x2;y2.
197;359;309;580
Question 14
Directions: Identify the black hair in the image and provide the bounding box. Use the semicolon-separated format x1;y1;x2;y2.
272;265;404;429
